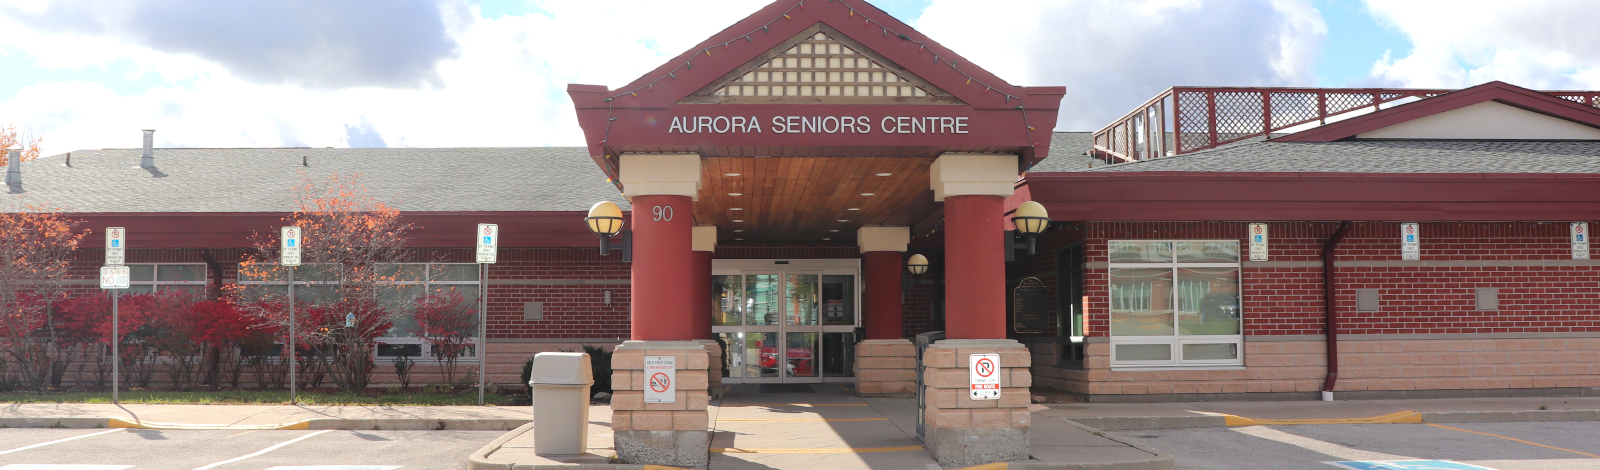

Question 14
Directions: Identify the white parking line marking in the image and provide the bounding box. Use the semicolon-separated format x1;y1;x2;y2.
0;466;133;469
1232;425;1413;461
0;430;125;456
191;430;332;470
264;467;399;470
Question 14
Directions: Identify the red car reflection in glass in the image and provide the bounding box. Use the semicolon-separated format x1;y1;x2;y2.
759;346;814;376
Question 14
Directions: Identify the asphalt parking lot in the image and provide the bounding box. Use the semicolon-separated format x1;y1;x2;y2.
1132;422;1600;470
0;428;503;470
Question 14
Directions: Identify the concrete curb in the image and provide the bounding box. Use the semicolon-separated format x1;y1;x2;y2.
1421;410;1600;423
1060;416;1224;431
464;422;690;470
0;417;531;431
1059;409;1600;430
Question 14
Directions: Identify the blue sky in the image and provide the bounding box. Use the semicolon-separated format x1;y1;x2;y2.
0;0;1593;154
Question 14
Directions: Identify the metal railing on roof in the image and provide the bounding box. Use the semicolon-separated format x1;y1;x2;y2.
1091;86;1600;163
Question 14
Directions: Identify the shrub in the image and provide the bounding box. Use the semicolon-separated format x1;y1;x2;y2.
582;344;613;394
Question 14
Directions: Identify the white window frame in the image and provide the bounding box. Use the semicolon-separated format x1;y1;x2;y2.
125;263;209;294
234;263;481;364
1107;240;1245;370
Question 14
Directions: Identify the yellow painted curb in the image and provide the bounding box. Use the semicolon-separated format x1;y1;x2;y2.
954;464;1008;470
107;418;312;430
711;445;925;454
1223;410;1422;426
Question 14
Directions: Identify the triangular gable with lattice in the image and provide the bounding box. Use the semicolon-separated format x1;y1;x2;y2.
680;26;963;105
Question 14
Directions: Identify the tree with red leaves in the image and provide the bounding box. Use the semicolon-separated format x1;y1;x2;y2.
0;206;85;391
410;287;478;384
233;174;414;392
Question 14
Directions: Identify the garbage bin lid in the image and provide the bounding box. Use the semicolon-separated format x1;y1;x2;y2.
530;352;594;385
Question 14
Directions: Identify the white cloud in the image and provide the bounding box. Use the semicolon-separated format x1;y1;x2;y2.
915;0;1326;130
1362;0;1600;90
0;0;768;155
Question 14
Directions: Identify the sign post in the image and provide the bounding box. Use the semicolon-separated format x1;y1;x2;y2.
644;355;677;403
1400;223;1420;261
969;353;1000;400
281;227;301;404
102;227;127;404
1572;222;1589;260
476;224;497;406
1249;223;1268;261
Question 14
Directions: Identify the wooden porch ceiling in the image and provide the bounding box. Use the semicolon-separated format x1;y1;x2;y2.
696;156;935;242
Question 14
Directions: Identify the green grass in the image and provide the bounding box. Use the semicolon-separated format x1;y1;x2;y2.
0;389;526;406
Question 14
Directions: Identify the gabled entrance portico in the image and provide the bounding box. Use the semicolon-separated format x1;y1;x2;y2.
569;0;1063;466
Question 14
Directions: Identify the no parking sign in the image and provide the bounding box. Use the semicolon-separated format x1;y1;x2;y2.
969;354;1000;400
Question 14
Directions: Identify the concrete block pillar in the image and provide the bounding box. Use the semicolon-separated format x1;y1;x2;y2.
923;154;1029;465
921;339;1033;466
609;341;711;467
855;226;916;397
613;153;710;466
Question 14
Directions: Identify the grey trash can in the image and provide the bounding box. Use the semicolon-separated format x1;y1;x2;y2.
529;352;594;455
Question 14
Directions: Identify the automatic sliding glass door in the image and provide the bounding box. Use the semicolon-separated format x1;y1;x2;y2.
712;260;859;384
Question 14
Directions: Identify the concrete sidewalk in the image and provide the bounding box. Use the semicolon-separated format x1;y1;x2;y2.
470;384;1174;470
0;402;534;430
1042;396;1600;431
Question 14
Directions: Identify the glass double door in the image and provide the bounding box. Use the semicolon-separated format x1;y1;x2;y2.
712;265;857;383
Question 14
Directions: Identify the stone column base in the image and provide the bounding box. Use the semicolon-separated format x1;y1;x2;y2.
922;338;1032;466
610;341;710;467
854;339;916;397
694;338;725;400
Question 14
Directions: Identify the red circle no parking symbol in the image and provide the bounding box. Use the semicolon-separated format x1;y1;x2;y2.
976;358;995;378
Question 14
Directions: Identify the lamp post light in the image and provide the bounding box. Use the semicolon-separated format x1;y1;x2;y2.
1006;201;1052;261
586;201;626;255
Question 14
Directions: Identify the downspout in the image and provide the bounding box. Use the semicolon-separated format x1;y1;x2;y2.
1321;221;1352;401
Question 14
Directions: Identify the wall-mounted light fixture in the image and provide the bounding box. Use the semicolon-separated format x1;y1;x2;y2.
604;290;614;306
586;201;631;260
1005;201;1052;262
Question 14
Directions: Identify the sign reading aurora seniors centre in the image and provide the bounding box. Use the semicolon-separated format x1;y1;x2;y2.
644;355;676;404
667;115;971;135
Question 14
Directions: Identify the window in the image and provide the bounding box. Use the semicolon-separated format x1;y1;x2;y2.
125;264;207;295
1056;245;1086;368
236;263;481;362
1108;241;1243;369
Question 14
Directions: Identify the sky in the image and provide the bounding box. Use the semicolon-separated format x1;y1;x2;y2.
0;0;1597;156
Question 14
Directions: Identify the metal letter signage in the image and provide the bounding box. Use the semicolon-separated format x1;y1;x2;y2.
1012;278;1048;334
1249;223;1268;261
105;227;125;267
969;353;1001;400
100;266;130;290
644;355;676;404
281;226;302;267
477;223;498;264
1400;223;1420;261
1573;222;1590;260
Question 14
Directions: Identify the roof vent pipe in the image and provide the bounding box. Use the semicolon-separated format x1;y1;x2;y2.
140;129;155;169
5;149;19;185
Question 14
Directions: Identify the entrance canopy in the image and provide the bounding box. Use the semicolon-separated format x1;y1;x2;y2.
569;0;1063;242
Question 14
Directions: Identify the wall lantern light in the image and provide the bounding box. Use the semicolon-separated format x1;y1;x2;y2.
1006;201;1052;261
586;201;631;260
903;253;931;296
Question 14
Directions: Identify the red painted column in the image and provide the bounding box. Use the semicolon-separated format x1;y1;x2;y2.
691;250;713;340
943;194;1006;339
629;195;695;341
862;251;904;340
